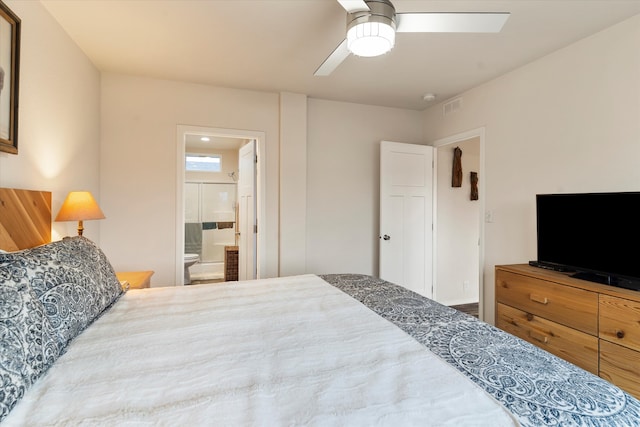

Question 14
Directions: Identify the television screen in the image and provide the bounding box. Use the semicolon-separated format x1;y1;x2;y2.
535;192;640;290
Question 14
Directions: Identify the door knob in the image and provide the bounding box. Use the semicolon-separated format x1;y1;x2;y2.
382;234;391;240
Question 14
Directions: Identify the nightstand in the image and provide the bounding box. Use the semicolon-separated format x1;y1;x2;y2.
116;271;154;289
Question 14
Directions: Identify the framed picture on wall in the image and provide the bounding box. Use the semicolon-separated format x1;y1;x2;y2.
0;1;20;155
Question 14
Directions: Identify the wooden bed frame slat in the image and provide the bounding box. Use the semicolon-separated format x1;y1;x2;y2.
0;188;52;251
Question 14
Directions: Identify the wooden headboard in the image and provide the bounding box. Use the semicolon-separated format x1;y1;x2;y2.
0;188;52;251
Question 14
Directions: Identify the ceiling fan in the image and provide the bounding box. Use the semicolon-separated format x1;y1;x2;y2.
315;0;510;76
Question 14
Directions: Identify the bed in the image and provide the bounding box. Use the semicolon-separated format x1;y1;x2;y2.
1;188;640;426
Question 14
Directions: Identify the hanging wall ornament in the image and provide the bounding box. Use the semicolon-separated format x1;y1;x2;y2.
470;171;479;200
452;147;463;187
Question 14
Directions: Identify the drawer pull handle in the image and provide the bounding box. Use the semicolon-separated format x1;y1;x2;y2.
526;313;534;321
616;330;625;339
529;294;549;305
529;331;549;344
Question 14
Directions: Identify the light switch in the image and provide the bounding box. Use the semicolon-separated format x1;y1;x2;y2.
485;210;494;223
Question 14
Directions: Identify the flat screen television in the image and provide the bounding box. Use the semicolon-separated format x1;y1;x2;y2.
531;191;640;291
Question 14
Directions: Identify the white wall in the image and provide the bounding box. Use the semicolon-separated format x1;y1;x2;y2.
0;1;101;242
279;92;307;276
99;73;280;285
435;137;480;306
306;98;424;275
100;78;426;284
423;14;640;324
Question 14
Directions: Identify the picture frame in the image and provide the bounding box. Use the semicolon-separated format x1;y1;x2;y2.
0;1;20;155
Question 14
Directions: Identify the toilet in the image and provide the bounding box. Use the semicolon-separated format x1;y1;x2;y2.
184;253;200;285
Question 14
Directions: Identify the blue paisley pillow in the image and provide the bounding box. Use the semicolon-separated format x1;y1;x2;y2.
0;236;123;351
0;274;59;422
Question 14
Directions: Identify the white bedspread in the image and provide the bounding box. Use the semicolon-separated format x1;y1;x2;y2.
5;275;517;426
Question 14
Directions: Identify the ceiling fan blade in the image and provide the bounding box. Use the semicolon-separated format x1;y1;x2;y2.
396;12;510;33
314;39;350;76
337;0;370;13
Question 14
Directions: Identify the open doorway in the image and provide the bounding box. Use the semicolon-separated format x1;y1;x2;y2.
176;125;266;286
432;128;485;320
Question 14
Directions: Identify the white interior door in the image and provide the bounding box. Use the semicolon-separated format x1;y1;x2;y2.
380;141;434;298
238;140;256;280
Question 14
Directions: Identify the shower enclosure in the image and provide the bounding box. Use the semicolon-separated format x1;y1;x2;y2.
185;182;237;282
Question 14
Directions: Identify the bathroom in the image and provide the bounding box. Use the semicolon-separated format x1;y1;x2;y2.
183;135;242;284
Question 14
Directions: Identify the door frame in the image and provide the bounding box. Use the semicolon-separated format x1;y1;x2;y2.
432;127;486;320
176;125;266;285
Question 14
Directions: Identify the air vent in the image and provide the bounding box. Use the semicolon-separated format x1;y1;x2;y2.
443;97;462;116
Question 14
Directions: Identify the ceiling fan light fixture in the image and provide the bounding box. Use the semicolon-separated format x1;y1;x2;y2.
345;0;397;57
347;21;395;57
316;0;510;77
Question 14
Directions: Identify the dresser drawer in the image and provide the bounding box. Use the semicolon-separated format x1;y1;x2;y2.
599;340;640;400
496;303;599;374
496;270;598;334
599;294;640;352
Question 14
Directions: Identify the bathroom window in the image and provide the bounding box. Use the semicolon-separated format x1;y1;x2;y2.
186;154;221;172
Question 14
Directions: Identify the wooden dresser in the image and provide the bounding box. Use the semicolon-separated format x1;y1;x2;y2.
496;264;640;399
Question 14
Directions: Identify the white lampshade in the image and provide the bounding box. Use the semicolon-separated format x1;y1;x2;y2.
347;21;395;57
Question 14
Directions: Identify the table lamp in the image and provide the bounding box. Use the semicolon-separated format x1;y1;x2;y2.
55;191;105;236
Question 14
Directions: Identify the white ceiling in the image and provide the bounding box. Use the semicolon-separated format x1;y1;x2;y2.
41;0;640;111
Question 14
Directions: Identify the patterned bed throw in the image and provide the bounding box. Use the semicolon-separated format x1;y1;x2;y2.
322;274;640;427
